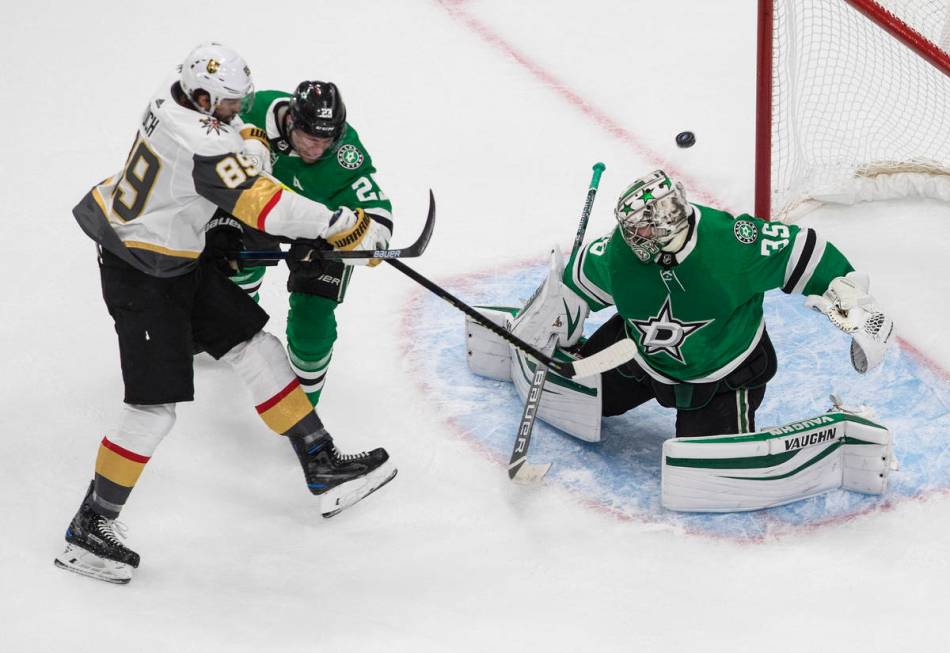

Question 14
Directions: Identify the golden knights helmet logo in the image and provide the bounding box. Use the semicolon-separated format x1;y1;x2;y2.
179;43;254;118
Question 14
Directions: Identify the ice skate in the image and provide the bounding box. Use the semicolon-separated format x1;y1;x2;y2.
54;483;140;584
290;434;397;518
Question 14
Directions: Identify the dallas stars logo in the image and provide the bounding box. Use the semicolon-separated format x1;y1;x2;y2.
337;144;363;170
734;219;758;244
627;296;712;365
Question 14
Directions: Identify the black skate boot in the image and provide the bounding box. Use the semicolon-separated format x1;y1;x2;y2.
289;433;397;518
54;482;140;584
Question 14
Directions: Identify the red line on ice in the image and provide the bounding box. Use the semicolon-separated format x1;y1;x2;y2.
420;0;950;528
434;0;724;208
435;0;950;379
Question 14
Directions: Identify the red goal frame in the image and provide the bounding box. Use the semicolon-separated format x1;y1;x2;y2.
754;0;950;219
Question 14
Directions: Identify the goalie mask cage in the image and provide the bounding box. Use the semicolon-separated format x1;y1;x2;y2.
755;0;950;221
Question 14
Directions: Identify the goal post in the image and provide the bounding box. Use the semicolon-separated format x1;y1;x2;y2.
755;0;950;221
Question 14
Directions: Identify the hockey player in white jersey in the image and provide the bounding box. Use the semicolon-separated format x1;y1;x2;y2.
56;43;396;585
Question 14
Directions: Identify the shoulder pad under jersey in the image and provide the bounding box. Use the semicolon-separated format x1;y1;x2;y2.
149;74;244;158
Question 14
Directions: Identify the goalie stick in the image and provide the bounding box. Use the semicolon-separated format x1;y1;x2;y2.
239;190;436;263
383;257;635;382
507;162;605;483
236;183;635;379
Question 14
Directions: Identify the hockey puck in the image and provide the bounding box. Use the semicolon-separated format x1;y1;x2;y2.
675;131;696;148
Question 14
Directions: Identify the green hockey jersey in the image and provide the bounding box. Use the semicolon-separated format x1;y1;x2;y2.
563;204;853;384
239;90;392;222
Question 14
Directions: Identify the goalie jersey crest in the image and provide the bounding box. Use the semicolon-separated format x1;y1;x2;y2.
564;205;854;384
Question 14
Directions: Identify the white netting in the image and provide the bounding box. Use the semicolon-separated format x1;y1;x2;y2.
770;0;950;219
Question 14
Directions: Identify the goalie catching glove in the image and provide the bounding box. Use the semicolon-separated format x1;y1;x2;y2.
804;271;894;373
321;207;392;267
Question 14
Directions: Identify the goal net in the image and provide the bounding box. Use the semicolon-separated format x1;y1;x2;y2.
756;0;950;220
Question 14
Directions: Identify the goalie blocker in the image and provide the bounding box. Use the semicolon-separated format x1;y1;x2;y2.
661;411;898;512
466;307;603;443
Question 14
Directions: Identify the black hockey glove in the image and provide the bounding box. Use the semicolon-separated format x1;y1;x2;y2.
286;238;332;273
202;213;245;276
285;239;349;298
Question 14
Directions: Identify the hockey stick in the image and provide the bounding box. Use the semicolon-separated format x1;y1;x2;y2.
384;257;635;381
507;162;606;483
387;258;567;375
236;181;637;381
239;190;436;263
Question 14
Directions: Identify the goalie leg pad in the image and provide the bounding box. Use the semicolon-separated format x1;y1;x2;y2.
509;345;602;443
841;420;898;494
465;307;517;381
661;412;893;512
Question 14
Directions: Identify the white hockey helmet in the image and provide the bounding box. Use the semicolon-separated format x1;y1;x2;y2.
614;170;692;262
179;42;254;116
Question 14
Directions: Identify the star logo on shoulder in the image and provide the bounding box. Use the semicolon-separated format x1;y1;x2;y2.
734;219;758;244
628;296;712;365
336;144;364;170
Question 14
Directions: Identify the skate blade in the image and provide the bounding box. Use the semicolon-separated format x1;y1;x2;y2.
321;463;398;519
54;543;132;585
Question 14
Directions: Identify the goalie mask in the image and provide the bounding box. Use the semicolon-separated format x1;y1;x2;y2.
179;42;254;119
614;170;692;262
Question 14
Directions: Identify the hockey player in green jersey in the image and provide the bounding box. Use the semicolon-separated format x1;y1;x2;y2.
56;45;395;584
470;169;894;442
223;80;392;406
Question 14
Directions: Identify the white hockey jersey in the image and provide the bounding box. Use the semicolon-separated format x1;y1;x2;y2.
73;75;335;277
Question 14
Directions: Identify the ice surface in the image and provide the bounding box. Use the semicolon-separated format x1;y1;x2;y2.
1;1;947;651
408;262;950;540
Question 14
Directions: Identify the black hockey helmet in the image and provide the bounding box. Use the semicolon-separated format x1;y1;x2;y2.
288;81;347;143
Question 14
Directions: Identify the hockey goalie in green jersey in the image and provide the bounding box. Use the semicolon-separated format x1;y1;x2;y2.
222;81;393;407
465;169;896;510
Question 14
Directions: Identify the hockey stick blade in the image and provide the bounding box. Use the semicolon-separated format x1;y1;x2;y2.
239;189;436;262
556;338;638;379
501;331;631;481
508;460;552;484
